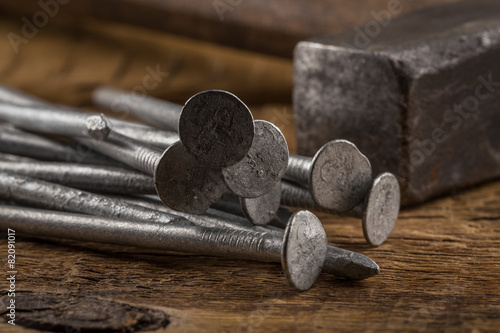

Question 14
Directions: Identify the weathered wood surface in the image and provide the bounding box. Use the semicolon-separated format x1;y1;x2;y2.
0;0;458;57
0;15;293;106
0;12;499;333
0;180;499;332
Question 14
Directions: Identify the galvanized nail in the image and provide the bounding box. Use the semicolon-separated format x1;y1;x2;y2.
281;172;400;246
284;140;373;212
0;175;327;291
94;86;256;168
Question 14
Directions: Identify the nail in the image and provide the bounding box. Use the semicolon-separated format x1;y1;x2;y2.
93;87;288;198
0;172;184;225
222;120;289;198
0;154;276;226
281;172;400;246
82;132;226;214
117;119;289;199
0;171;375;282
0;205;327;291
0;84;45;106
0;103;112;139
0;152;35;162
284;140;373;212
0;84;180;150
93;85;182;132
0;85;286;201
0;85;284;200
118;194;380;280
0;124;126;167
0;160;156;195
210;185;281;226
94;86;256;168
239;183;282;225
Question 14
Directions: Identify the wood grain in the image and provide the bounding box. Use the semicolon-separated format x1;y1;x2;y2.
0;10;498;333
0;0;459;57
0;15;293;107
0;181;499;332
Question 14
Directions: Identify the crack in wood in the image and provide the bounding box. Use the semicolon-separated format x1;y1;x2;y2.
0;292;170;332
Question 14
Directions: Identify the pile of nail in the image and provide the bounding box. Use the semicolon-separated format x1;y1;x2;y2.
0;84;400;291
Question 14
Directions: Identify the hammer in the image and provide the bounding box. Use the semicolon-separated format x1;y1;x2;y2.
294;0;500;205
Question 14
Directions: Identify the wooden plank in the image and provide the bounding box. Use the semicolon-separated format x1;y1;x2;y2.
0;8;498;332
0;0;458;57
0;178;499;332
0;15;293;107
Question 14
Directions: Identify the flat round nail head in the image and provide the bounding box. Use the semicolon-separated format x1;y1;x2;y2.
223;120;289;198
178;90;254;168
310;140;372;212
362;172;400;246
281;210;327;291
155;141;226;214
240;182;281;225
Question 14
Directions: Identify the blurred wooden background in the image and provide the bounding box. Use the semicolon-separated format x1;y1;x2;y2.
0;2;499;332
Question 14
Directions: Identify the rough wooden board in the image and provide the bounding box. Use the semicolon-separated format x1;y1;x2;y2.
0;0;459;57
0;16;293;107
0;10;498;332
0;180;499;332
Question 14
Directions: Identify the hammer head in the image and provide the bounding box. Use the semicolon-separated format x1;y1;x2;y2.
294;0;500;205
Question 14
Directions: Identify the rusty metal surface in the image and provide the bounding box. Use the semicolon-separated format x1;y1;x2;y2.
294;0;500;204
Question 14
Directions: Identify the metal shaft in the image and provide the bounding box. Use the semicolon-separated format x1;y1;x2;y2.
280;180;362;217
111;122;179;149
0;206;282;263
81;131;162;176
0;124;128;167
0;85;44;105
0;172;183;225
93;86;181;131
0;153;35;162
0;103;111;139
0;171;376;281
0;160;155;195
117;194;380;280
115;194;275;234
0;83;179;149
284;155;313;185
0;158;261;224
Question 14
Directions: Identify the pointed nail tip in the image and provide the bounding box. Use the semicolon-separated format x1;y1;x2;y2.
348;256;380;280
364;258;380;278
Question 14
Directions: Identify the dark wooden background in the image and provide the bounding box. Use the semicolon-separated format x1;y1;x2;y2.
0;5;499;333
